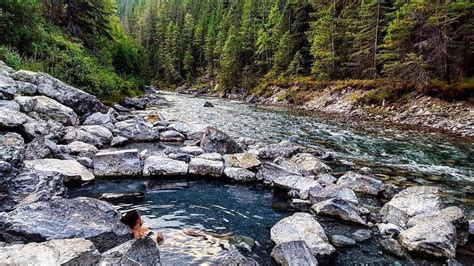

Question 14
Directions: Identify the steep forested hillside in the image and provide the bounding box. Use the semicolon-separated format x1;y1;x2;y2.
0;0;146;101
117;0;473;99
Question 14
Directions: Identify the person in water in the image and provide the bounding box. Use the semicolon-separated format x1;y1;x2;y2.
121;210;164;244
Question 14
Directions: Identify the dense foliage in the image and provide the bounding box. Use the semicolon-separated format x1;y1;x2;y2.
118;0;473;97
0;0;146;101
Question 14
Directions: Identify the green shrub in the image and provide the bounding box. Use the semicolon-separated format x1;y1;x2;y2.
0;46;23;69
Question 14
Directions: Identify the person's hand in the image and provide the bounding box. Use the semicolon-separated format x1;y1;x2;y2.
156;232;164;245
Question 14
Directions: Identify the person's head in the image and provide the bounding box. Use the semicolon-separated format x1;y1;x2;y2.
120;210;142;229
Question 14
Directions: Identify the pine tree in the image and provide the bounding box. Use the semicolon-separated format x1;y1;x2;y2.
287;50;304;77
218;27;242;90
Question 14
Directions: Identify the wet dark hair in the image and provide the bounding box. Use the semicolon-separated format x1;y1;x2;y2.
120;210;141;229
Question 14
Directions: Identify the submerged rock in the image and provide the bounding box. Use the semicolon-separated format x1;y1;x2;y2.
271;241;318;266
311;198;366;225
336;171;382;196
100;237;160;265
93;149;142;177
379;186;442;228
0;238;101;265
189;158;224;177
224;167;257;182
200;126;242;155
143;156;189;176
270;212;335;257
330;235;356;247
352;229;372;242
0;197;130;252
24;158;94;183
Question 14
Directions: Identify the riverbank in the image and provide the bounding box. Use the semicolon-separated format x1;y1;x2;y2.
175;78;474;138
1;61;473;265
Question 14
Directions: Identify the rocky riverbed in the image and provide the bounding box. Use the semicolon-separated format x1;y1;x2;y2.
1;60;473;265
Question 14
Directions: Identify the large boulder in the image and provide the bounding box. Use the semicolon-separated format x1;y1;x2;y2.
273;175;322;199
379;186;442;228
399;219;457;259
0;99;20;111
311;198;366;225
115;118;160;141
143;156;189;176
93;149;142;177
406;206;466;229
270;213;335;257
15;81;37;95
0;238;101;265
0;197;130;252
30;96;80;126
258;141;302;160
6;169;65;209
0;132;25;169
224;167;257;182
309;184;359;205
24;159;94;183
100;237;160;265
223;152;261;169
12;71;107;115
336;171;383;196
80;125;113;145
256;162;301;183
200;127;242;154
271;241;318;266
0;106;31;129
278;153;331;176
188;158;224;177
83;109;117;130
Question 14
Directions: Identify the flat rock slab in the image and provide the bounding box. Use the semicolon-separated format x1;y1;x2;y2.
223;152;261;169
270;212;335;257
25;158;94;182
189;158;224;177
93;149;141;177
224;167;257;182
143;156;189;176
0;197;130;252
271;241;318;266
0;238;101;265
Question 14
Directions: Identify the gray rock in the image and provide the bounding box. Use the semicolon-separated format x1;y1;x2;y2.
15;81;37;95
78;157;94;168
256;162;301;183
258;141;302;160
379;183;402;200
223;152;261;169
15;95;37;112
143;156;189;176
198;152;223;161
30;96;80;126
160;130;185;142
0;238;101;265
352;229;372;242
278;153;331;176
336;171;382;196
200;126;242;154
379;186;442;228
115;118;160;141
166;153;192;163
0;60;14;74
25;158;94;183
24;137;51;160
179;145;204;156
80;125;113;145
271;241;318;266
330;235;356;247
224;167;257;182
0;75;16;100
377;223;402;238
100;237;160;265
380;238;410;259
405;206;466;229
358;167;373;175
189;158;224;177
274;175;322;199
0;197;130;252
311;198;366;225
83;109;117;130
204;101;214;107
12;71;107;115
309;184;359;205
469;220;474;236
0;106;30;128
93;149;142;177
0;132;25;168
110;136;129;147
315;173;337;186
399;220;457;260
270;212;335;257
0;99;20;111
67;141;99;158
6;169;65;210
62;127;103;147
